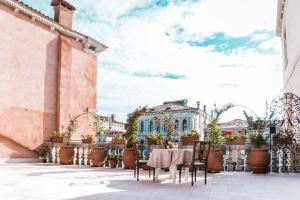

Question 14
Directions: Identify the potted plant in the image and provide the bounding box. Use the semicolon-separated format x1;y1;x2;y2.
207;103;234;172
81;134;94;144
112;133;127;144
146;132;164;145
225;133;246;145
180;130;200;145
272;133;293;145
107;154;118;168
51;130;65;143
248;133;269;173
94;115;110;143
38;145;48;163
58;117;78;165
123;106;147;169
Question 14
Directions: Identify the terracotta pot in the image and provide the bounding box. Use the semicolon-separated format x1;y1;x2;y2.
181;136;200;145
227;140;246;145
109;160;118;168
52;136;63;143
122;148;135;169
207;149;223;172
248;148;269;173
59;146;74;165
82;139;93;144
90;147;106;167
112;139;127;145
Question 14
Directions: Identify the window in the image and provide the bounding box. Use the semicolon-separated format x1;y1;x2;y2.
182;119;187;131
140;121;144;133
149;121;153;132
175;120;179;131
156;123;160;132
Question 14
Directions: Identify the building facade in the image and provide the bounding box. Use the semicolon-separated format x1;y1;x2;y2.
137;99;208;140
277;0;300;96
0;0;106;161
99;114;125;133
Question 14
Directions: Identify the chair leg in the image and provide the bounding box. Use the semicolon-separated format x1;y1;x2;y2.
205;165;207;184
137;165;139;181
194;168;197;182
134;165;136;179
191;167;194;186
153;168;155;181
179;165;182;183
149;167;151;178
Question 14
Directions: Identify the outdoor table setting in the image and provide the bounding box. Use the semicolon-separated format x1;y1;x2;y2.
147;148;193;183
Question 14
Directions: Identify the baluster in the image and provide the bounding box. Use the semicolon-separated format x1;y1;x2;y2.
47;145;53;163
73;146;78;165
55;146;60;164
76;146;80;165
83;146;88;166
87;145;91;166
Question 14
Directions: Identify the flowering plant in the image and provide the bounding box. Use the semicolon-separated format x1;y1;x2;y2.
225;132;246;141
81;134;94;143
179;130;200;138
146;132;164;145
112;133;126;141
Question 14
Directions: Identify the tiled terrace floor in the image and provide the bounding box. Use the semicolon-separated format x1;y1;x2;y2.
1;163;300;200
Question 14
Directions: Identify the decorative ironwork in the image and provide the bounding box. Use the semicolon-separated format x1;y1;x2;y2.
270;93;300;172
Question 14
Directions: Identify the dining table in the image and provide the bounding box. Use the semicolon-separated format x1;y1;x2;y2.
147;148;193;183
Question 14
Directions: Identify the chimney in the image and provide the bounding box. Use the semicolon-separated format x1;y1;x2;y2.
111;114;116;121
196;101;200;110
203;105;207;113
51;0;76;29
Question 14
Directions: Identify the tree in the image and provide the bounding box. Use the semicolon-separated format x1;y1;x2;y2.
125;106;147;148
163;113;176;143
207;103;234;148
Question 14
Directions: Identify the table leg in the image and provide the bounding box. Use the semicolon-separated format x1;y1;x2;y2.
155;168;160;181
170;165;177;184
185;167;189;181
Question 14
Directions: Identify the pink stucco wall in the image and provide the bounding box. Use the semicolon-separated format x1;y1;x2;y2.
0;3;98;159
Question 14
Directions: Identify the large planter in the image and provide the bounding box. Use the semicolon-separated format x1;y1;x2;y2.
181;136;199;145
207;148;223;172
248;148;269;173
227;140;246;145
90;147;106;167
112;139;127;145
59;146;74;165
52;136;63;143
82;140;93;144
109;160;118;168
122;148;135;169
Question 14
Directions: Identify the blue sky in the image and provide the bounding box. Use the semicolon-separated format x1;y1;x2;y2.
20;0;282;122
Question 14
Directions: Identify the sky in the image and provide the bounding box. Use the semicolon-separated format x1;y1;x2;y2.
20;0;283;122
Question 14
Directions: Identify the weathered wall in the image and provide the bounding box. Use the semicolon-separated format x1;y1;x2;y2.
0;3;98;158
70;41;97;141
282;0;300;97
0;4;58;155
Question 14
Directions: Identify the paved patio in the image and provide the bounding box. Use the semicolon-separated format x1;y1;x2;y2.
0;163;300;200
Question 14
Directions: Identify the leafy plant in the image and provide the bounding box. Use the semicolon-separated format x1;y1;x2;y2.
112;133;126;141
51;130;65;138
207;103;234;148
179;130;200;138
163;113;176;143
107;154;118;161
81;134;94;143
224;133;246;141
146;132;164;145
251;133;266;148
65;117;78;144
94;115;110;136
125;106;147;148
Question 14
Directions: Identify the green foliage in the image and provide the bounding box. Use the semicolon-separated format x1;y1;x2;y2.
179;130;200;138
81;134;94;143
146;132;164;145
251;133;266;148
225;133;246;141
113;133;126;140
94;115;110;136
163;114;176;143
207;103;234;147
125;106;147;148
107;154;118;161
51;130;65;138
65;117;78;144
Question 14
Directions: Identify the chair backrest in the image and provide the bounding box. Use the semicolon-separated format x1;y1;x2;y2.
192;141;211;163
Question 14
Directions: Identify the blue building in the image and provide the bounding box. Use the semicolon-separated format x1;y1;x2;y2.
137;99;209;140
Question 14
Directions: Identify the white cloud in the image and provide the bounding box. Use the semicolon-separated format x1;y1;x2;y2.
22;0;283;122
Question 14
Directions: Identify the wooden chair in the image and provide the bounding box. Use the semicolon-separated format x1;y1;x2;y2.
133;146;154;181
178;141;211;186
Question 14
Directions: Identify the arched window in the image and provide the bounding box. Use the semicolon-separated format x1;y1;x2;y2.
156;123;160;132
140;121;144;133
149;121;153;132
182;119;187;131
175;120;179;131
